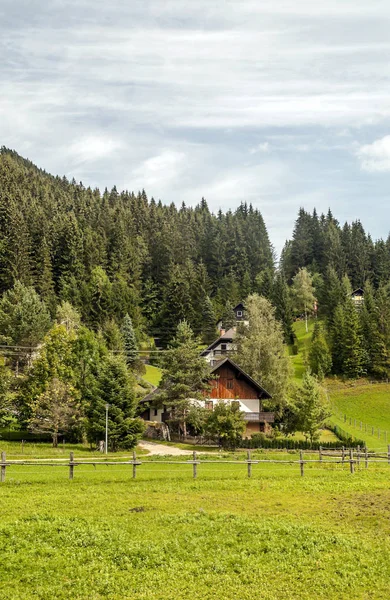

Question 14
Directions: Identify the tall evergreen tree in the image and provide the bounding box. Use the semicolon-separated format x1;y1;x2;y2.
121;313;138;368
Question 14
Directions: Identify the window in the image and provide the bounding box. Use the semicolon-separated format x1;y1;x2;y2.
220;343;227;354
205;401;213;411
227;379;234;389
236;310;243;317
153;408;158;416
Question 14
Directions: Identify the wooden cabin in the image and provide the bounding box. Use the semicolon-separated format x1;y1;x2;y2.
206;358;274;437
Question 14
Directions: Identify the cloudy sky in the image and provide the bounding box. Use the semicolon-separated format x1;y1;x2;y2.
1;0;390;251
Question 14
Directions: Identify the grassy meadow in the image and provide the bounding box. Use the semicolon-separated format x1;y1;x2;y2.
0;447;390;599
291;319;390;450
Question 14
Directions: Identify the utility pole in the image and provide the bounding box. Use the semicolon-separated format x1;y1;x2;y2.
105;403;109;455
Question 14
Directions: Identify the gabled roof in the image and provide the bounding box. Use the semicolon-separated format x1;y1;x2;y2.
233;302;245;311
139;387;160;404
209;357;272;399
200;328;236;356
351;288;364;295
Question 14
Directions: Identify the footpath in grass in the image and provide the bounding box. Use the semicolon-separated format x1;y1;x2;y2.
0;462;390;599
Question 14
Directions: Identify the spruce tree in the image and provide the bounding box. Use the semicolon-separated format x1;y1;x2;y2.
121;314;138;368
271;272;294;344
156;321;212;438
308;322;332;379
341;298;367;378
201;296;218;345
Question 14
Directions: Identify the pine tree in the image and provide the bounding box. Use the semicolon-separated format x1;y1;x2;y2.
201;296;218;345
156;321;212;437
271;272;294;344
291;372;330;443
341;298;367;378
308;322;332;379
86;354;144;450
121;314;138;368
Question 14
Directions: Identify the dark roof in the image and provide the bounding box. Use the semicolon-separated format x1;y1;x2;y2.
209;357;272;399
139;387;160;404
233;302;245;311
200;328;236;356
351;288;364;295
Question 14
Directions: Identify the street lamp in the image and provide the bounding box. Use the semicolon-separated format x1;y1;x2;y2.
105;403;109;455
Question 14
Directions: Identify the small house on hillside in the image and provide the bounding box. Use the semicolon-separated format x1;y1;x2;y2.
351;288;364;308
201;328;236;366
206;358;274;436
233;302;246;321
139;357;274;438
217;301;248;330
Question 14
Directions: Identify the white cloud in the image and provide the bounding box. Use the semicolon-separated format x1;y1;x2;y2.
69;135;124;164
250;142;270;154
357;136;390;172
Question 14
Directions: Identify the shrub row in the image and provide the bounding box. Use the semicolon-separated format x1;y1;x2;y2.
240;433;365;450
0;430;52;442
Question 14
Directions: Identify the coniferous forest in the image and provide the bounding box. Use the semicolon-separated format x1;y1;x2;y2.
2;144;390;444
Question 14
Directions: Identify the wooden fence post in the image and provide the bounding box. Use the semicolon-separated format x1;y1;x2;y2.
247;451;252;478
319;446;322;462
193;451;197;479
387;445;390;466
132;450;137;479
342;446;345;464
365;447;368;469
1;452;6;483
69;452;74;480
300;450;304;477
357;445;360;467
21;440;24;454
349;449;354;474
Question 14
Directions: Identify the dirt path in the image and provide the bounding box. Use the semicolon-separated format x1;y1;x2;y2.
138;441;196;456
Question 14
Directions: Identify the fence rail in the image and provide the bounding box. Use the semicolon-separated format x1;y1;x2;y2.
1;446;390;482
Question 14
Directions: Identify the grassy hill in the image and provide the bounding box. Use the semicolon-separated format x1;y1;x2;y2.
292;320;390;450
143;364;162;387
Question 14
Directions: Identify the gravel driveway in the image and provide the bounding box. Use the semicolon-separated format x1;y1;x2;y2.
138;441;197;456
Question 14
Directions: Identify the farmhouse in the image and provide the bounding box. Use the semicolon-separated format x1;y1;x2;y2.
206;357;274;436
140;357;274;437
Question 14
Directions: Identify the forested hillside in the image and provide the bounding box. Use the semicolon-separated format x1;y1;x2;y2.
281;207;390;287
0;147;274;344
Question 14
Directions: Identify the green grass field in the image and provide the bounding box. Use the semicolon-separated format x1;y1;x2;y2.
291;319;390;449
1;446;390;599
143;364;162;387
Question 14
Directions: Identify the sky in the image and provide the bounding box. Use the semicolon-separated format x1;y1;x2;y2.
1;0;390;252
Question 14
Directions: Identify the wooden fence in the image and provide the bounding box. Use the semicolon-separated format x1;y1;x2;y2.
1;446;390;482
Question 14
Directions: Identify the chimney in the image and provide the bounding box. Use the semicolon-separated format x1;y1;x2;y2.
220;328;226;337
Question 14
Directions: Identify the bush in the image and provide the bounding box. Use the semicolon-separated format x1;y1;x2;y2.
240;434;364;450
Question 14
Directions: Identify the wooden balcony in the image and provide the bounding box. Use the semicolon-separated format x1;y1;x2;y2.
243;412;275;423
